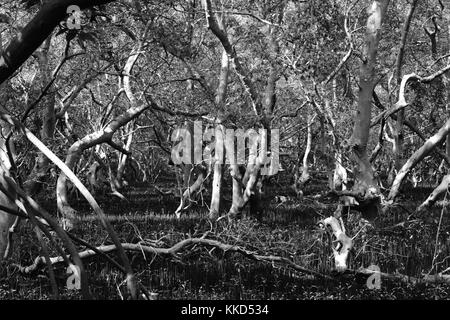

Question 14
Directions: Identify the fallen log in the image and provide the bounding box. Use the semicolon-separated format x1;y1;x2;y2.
15;238;332;280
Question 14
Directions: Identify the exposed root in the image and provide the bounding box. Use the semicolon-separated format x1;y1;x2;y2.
110;190;129;201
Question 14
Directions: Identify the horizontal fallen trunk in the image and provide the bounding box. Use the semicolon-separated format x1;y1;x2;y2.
18;238;450;286
16;238;331;280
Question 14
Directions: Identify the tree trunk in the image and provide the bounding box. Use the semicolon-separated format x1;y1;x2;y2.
445;10;450;170
209;160;223;219
348;0;389;203
210;47;230;219
333;152;348;191
87;161;101;194
209;124;224;219
0;125;19;262
393;0;418;171
0;32;20;260
300;109;312;187
116;121;135;188
326;0;390;272
243;159;262;218
228;164;244;219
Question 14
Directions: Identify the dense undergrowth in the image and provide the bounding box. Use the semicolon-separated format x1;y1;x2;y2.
1;180;450;300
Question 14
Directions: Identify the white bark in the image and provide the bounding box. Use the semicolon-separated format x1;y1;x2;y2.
0;126;19;261
319;216;353;271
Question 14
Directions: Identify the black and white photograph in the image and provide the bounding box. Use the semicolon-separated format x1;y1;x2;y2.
0;0;449;308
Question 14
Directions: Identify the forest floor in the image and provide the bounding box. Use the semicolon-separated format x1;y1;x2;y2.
1;175;450;300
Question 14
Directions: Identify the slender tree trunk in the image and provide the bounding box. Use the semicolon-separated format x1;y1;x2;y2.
210;47;230;219
300;109;312;186
393;0;418;171
209;124;224;219
116;121;135;188
87;161;100;194
333;152;348;191
294;130;304;196
243;157;262;217
330;81;347;190
228;164;244;218
445;10;450;170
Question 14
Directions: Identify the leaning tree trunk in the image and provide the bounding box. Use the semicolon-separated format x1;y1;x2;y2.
389;118;450;200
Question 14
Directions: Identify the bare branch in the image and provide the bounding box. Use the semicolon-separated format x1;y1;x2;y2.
107;140;131;155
